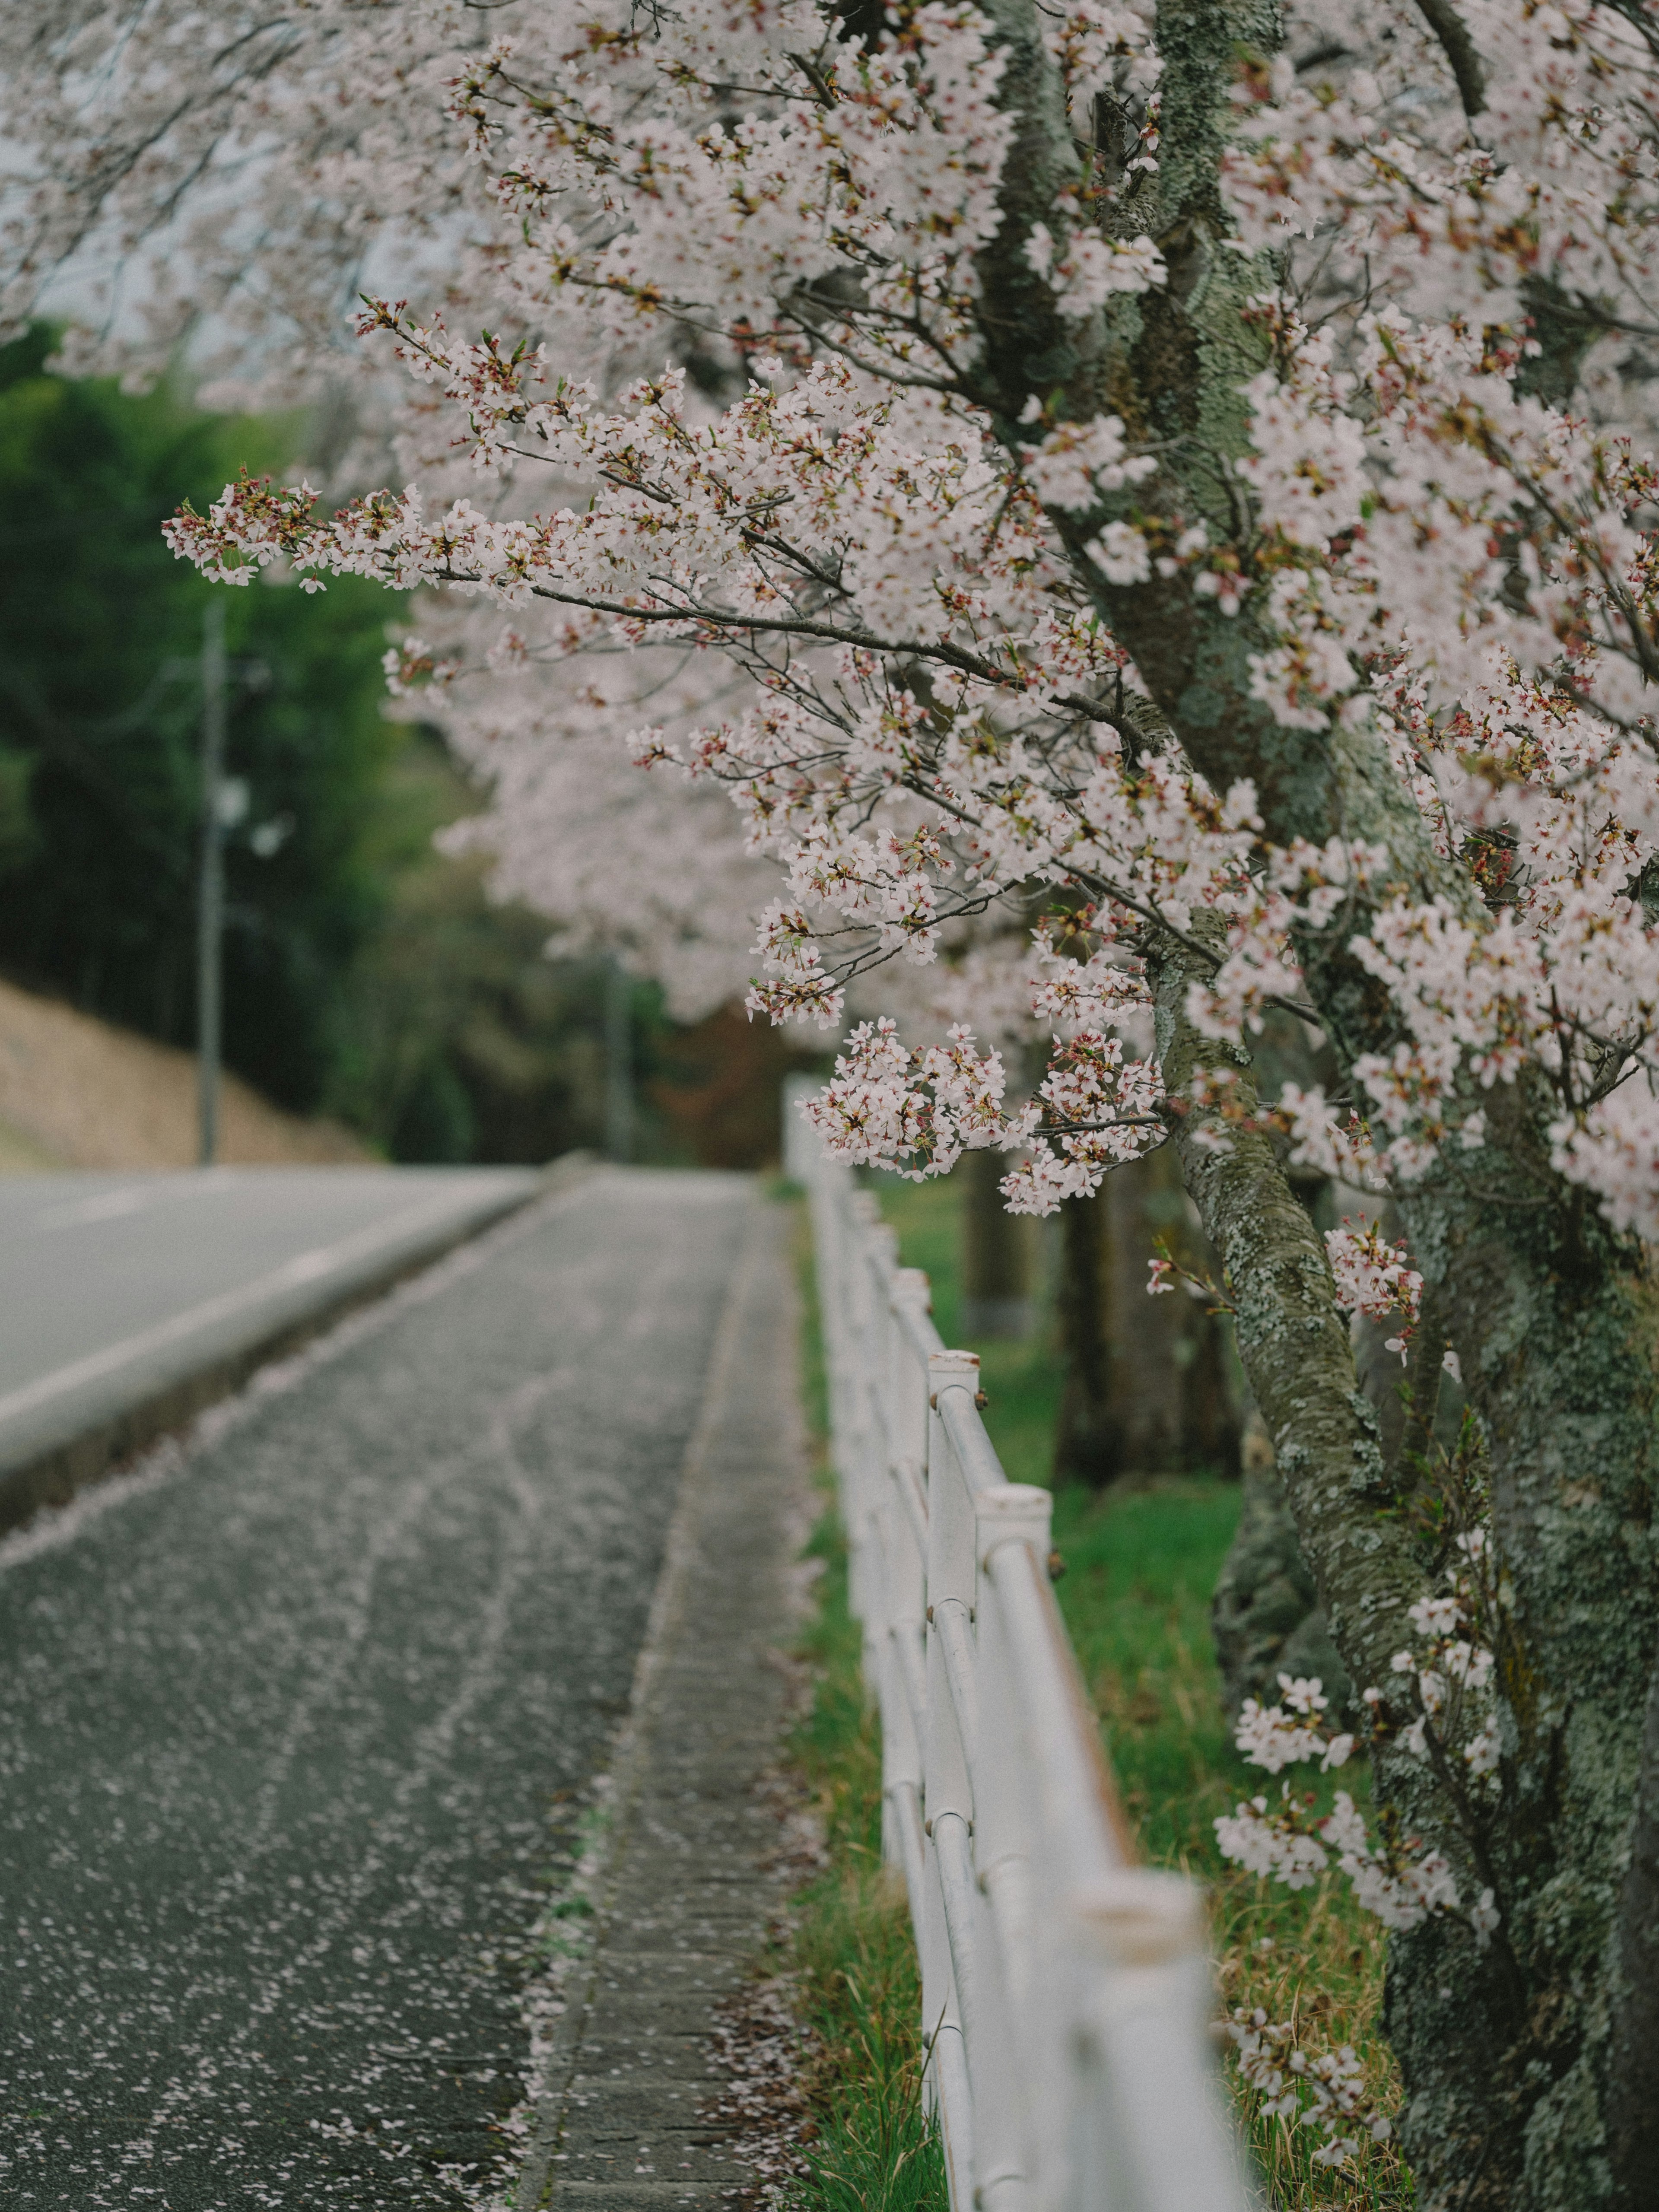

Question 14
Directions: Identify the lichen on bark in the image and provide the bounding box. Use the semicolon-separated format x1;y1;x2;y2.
1211;1432;1353;1720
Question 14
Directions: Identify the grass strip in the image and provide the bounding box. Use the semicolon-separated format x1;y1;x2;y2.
770;1185;947;2212
784;1508;947;2212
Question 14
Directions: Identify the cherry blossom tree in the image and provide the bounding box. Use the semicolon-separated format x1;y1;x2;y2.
11;1;1659;2201
412;628;779;1022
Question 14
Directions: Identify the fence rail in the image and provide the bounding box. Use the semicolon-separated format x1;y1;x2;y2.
788;1112;1250;2212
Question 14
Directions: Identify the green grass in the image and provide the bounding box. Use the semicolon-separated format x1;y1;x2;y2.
775;1186;947;2212
867;1172;1413;2212
1047;1477;1409;2209
785;1509;948;2212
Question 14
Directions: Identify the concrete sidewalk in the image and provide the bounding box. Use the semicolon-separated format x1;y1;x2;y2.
517;1199;812;2211
0;1163;543;1531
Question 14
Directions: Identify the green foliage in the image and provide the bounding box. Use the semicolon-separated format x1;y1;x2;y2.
0;325;394;1111
320;727;626;1163
0;327;686;1165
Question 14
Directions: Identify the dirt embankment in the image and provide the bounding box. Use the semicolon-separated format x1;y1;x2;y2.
0;977;373;1170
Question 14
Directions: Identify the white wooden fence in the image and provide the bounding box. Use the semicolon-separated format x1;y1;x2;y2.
788;1105;1251;2212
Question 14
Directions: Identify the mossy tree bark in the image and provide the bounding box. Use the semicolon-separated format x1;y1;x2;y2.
959;2;1659;2201
1210;1431;1353;1722
1150;923;1659;2209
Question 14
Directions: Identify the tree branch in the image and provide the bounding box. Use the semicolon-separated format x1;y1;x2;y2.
1409;0;1488;120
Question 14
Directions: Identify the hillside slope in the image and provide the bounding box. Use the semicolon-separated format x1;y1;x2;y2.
0;977;372;1170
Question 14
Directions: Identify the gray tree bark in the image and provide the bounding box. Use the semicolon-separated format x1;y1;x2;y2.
1210;1420;1352;1721
1214;1218;1459;1721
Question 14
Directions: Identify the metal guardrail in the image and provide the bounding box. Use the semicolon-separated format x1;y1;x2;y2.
788;1107;1250;2212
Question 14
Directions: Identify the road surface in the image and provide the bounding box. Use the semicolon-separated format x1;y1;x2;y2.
0;1166;756;2209
0;1166;542;1523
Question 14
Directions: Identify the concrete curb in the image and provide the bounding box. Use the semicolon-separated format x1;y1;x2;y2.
0;1157;592;1537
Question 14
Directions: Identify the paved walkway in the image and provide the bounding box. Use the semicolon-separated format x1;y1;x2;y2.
522;1195;808;2212
0;1170;806;2211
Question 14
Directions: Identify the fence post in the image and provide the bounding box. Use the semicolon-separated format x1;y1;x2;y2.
972;1485;1051;2058
1067;1870;1249;2212
922;1351;979;2204
880;1268;932;1886
843;1196;884;1680
781;1070;820;1182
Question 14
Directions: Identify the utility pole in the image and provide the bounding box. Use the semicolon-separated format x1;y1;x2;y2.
604;957;635;1164
197;598;228;1167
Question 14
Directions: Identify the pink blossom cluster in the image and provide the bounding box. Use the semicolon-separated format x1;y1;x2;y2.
1233;1675;1357;1776
10;0;1659;1247
1324;1219;1424;1360
164;271;1659;1235
798;1017;1032;1177
1377;1535;1503;1779
1226;3;1659;432
1215;1667;1501;1948
1226;2008;1393;2173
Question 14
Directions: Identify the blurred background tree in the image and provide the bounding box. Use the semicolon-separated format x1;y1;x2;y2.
0;324;391;1112
323;721;627;1166
0;327;796;1168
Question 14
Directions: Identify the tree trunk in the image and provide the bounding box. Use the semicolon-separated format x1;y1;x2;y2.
1211;1208;1457;1724
1210;1415;1352;1721
1053;1139;1240;1487
1151;918;1659;2212
959;1145;1034;1337
960;0;1659;2192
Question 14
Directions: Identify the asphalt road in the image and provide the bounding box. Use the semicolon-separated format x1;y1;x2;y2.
0;1167;542;1500
0;1167;755;2210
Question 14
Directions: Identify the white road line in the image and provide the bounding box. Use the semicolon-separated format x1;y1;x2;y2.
0;1184;521;1432
27;1171;245;1235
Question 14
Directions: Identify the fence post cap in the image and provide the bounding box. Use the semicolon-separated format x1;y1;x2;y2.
893;1266;931;1304
975;1480;1052;1566
927;1348;980;1379
975;1482;1049;1518
1071;1867;1208;1967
